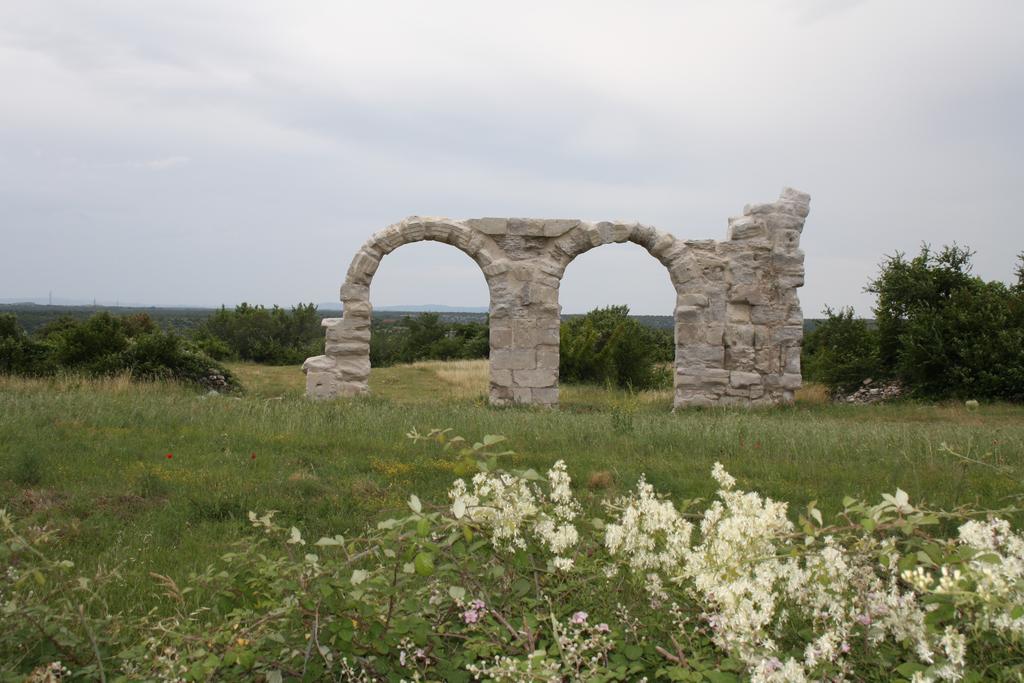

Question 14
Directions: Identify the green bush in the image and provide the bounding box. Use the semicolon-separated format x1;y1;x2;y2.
806;246;1024;400
0;314;55;376
370;313;490;367
560;306;672;390
0;312;234;390
197;303;323;365
802;307;882;393
869;245;1024;400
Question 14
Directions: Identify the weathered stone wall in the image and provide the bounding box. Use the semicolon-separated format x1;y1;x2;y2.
303;187;810;408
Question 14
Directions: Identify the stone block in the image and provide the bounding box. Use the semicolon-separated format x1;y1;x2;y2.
490;325;513;349
339;283;369;302
490;367;512;386
675;322;703;344
730;371;762;387
678;344;725;367
772;249;805;273
543;219;579;237
766;213;805;232
513;367;558;388
703;324;725;345
772;325;804;343
508;218;545;237
490;349;536;370
336;356;370;381
772;229;801;252
512;387;534;403
728;216;766;240
724;324;754;347
325;341;369;357
342;300;372;318
785;346;801;373
677;293;709;307
727;285;768;305
677;305;703;323
779;187;811;205
466;217;508;235
346;250;380;285
531;387;559;405
537;345;560;368
727;303;751;323
750;305;784;324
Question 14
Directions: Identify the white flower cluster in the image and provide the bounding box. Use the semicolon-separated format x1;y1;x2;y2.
678;462;795;667
448;459;1019;681
956;518;1024;636
603;474;693;575
449;460;579;571
601;463;978;681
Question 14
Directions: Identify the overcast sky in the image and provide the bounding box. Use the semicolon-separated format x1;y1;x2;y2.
1;1;1021;315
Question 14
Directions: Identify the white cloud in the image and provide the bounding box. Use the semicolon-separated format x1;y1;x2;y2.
0;0;1021;314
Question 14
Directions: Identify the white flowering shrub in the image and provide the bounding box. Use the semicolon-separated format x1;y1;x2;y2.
2;428;1023;681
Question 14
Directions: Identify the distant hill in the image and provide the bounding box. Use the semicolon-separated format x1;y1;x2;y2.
318;303;489;313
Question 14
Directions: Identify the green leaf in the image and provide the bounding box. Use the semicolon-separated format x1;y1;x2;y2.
266;672;283;683
414;552;435;577
1010;605;1024;620
704;672;739;683
623;644;643;660
448;586;466;601
351;569;369;585
895;662;926;676
416;518;431;537
925;602;955;626
408;494;422;514
860;518;876;533
482;434;506;446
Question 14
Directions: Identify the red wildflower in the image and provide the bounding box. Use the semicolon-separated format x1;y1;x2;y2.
166;453;173;459
250;452;256;460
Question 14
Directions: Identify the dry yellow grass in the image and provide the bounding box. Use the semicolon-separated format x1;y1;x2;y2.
796;382;831;405
0;371;158;395
409;358;489;397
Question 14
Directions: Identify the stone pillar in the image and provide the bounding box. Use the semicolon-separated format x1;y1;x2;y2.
485;239;564;408
722;187;810;405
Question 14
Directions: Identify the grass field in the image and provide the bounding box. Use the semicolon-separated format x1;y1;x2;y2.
2;362;1023;616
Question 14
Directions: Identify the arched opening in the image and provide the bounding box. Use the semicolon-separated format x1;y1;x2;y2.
556;239;679;410
366;240;491;402
303;217;505;401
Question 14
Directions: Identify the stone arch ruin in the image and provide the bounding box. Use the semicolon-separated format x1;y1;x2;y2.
303;187;810;408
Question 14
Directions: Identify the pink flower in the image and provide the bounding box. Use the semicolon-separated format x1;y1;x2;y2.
470;599;486;611
857;613;872;626
595;623;610;633
462;609;480;624
570;611;588;625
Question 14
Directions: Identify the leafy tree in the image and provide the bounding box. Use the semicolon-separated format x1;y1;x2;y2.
864;244;1024;400
560;305;671;390
197;303;322;365
802;307;881;393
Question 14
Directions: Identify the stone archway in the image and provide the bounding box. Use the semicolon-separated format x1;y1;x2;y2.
303;187;810;408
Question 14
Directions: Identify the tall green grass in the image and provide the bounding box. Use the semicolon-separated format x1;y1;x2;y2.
1;368;1022;615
